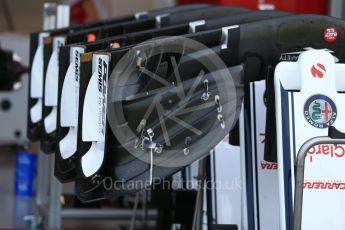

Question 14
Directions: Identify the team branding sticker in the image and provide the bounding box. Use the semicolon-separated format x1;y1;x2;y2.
97;57;108;137
324;27;338;43
311;63;326;78
304;94;337;128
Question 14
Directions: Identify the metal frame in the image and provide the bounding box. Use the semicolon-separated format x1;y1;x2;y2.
192;158;207;230
34;153;62;229
294;136;345;230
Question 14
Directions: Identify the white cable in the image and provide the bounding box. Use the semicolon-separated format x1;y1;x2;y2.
146;129;154;186
149;147;153;186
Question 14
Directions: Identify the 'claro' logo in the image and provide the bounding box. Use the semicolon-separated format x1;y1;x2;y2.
304;94;337;129
307;144;345;162
311;63;326;78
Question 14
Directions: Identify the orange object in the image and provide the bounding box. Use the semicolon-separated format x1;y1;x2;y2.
87;33;97;42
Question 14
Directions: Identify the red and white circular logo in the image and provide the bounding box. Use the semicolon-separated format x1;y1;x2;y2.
311;63;326;78
324;27;338;43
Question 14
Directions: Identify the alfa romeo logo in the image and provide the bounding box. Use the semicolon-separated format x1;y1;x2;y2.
304;94;337;128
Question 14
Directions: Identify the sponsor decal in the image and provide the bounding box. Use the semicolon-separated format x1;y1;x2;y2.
311;63;326;78
258;133;277;170
279;47;339;62
304;94;337;128
279;51;300;62
74;50;79;81
304;181;345;190
324;27;338;43
260;161;278;170
98;57;108;136
307;144;345;162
